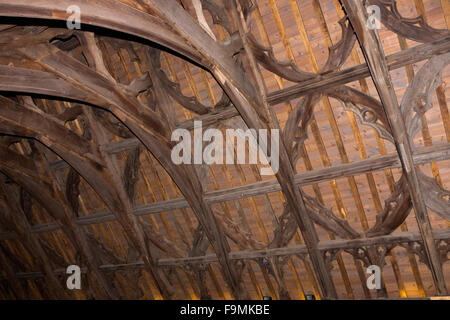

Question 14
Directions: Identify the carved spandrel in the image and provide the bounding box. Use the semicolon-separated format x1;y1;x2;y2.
368;0;450;43
323;249;342;272
401;53;450;142
417;171;450;221
343;245;394;269
399;241;434;271
344;102;394;144
248;35;316;83
247;16;355;83
399;53;450;221
366;175;411;237
436;240;449;265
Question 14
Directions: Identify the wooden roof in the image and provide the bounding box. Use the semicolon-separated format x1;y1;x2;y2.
0;0;449;299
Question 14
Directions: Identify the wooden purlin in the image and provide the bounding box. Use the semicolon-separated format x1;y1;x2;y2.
2;228;449;281
1;143;449;242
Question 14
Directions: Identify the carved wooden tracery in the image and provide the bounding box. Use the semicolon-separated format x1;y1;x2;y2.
0;0;448;299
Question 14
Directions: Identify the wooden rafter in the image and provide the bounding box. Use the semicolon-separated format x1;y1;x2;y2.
340;0;448;296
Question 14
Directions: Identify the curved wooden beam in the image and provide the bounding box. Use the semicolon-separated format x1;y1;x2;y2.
0;243;27;299
368;0;449;43
147;49;219;115
366;175;411;237
0;0;204;64
248;34;316;82
1;41;250;298
0;52;247;299
20;44;170;140
417;171;450;221
0;181;70;299
0;144;119;299
400;53;450;221
0;97;174;299
401;53;450;141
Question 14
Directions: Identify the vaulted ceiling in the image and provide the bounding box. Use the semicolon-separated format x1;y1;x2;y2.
0;0;449;300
